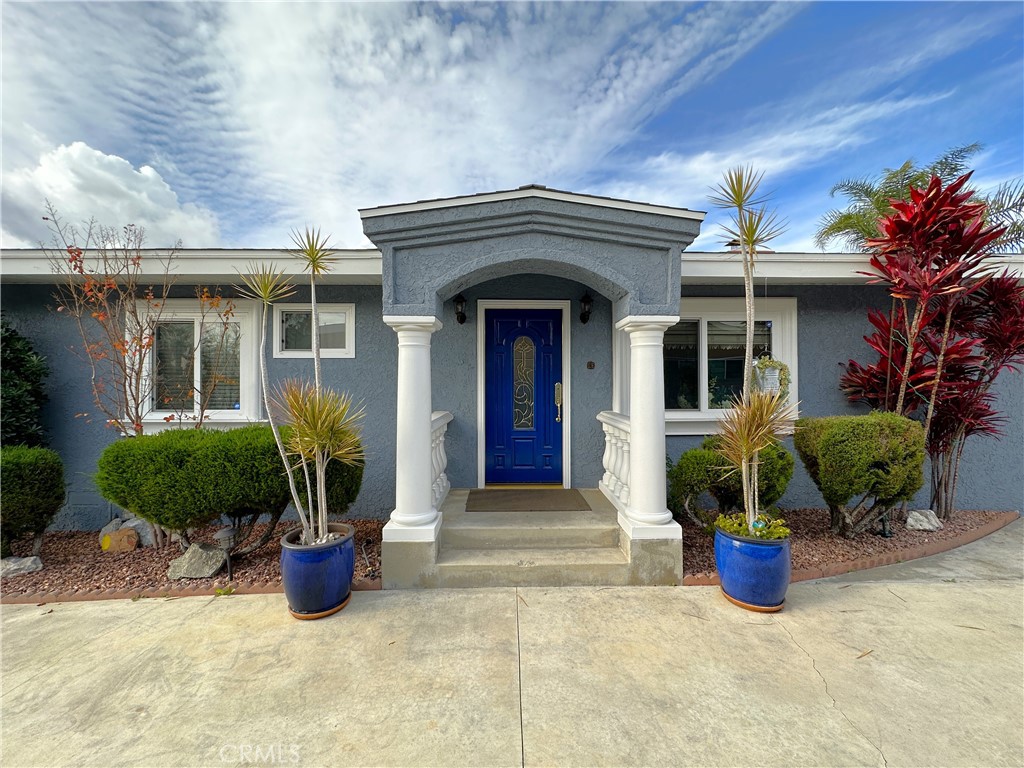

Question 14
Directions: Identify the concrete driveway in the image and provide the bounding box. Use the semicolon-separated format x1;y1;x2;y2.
2;521;1021;768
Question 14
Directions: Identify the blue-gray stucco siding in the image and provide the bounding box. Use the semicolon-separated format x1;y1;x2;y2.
668;284;1024;512
2;279;1021;530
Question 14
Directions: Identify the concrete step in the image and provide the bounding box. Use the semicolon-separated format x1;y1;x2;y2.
435;546;630;588
441;508;619;549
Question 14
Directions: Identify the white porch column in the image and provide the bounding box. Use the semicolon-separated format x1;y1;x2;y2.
383;316;443;540
616;315;680;538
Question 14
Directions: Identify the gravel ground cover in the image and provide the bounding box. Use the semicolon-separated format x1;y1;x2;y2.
0;509;1006;597
681;508;1007;575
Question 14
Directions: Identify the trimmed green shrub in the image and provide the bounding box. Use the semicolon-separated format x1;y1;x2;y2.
1;446;65;557
1;319;49;447
794;412;924;537
668;448;718;530
701;436;795;512
96;429;221;533
94;426;364;540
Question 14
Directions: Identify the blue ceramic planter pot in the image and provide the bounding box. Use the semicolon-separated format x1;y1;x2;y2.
280;523;355;620
714;527;791;612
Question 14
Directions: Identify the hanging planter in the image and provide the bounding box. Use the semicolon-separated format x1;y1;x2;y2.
753;356;790;399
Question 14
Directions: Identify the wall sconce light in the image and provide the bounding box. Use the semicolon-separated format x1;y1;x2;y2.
454;294;467;325
579;292;593;325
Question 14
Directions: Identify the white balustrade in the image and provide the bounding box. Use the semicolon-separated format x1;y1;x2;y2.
597;410;631;513
430;410;453;510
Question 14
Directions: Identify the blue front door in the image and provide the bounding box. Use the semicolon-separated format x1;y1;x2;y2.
485;308;563;484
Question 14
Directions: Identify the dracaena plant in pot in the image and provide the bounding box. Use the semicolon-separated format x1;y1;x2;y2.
709;167;797;613
240;228;365;620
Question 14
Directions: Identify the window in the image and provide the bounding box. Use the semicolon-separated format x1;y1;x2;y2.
273;304;355;358
143;300;259;424
662;298;797;434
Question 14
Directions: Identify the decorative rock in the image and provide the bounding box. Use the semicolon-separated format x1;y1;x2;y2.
167;544;226;580
118;518;156;548
115;508;136;521
906;509;943;531
101;528;139;552
1;556;43;579
98;519;121;547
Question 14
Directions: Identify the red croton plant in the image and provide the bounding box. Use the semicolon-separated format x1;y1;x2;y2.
840;173;1024;520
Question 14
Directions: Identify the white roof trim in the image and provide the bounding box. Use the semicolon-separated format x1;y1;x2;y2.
359;186;706;222
0;249;384;285
681;251;1024;285
3;248;1019;286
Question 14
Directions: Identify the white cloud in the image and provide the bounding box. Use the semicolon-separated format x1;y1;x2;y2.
1;1;804;247
191;1;804;245
2;142;220;248
1;1;1017;253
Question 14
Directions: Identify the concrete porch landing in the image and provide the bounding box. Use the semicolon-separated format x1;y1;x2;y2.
382;489;684;589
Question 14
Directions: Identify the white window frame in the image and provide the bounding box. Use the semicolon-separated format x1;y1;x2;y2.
140;298;261;428
663;297;798;435
273;303;355;359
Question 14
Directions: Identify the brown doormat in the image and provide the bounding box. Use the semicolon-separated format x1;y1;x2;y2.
465;488;591;512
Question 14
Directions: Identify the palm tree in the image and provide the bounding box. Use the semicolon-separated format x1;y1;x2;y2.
239;249;364;546
815;143;1024;251
709;168;788;533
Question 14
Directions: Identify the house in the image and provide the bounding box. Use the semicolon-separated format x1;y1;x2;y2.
2;185;1021;588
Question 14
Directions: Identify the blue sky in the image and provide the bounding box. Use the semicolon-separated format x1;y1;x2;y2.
2;1;1021;251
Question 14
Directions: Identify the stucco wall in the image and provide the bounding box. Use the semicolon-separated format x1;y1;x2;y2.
1;284;121;529
667;284;1024;512
4;278;1021;531
0;283;404;528
1;276;613;529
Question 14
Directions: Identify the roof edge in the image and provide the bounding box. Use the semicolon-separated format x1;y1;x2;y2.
359;185;706;222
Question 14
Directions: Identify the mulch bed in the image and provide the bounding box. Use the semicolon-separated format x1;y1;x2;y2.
1;509;1016;602
1;519;383;600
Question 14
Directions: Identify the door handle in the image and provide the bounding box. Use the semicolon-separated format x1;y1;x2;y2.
554;382;562;423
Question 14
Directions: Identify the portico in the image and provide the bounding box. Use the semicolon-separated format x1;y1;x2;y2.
359;185;705;588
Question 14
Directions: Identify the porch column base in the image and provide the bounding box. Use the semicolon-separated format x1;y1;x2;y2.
618;517;684;586
382;514;442;543
616;511;683;541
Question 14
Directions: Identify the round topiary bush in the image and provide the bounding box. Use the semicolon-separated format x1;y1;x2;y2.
94;426;364;546
0;446;65;557
95;428;222;533
1;319;49;447
794;411;924;537
701;436;795;513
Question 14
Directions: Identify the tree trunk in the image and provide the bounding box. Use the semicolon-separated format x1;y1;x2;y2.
742;240;755;404
922;310;954;441
895;303;924;414
884;298;897;411
829;505;843;534
310;273;322;391
257;300;311;543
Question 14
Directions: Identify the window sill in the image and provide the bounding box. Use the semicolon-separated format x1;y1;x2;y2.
665;413;797;436
141;416;267;433
271;349;355;359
